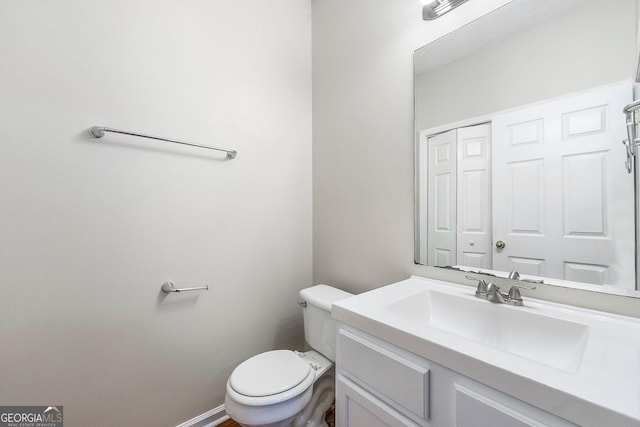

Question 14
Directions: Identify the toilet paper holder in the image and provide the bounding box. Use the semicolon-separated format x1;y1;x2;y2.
161;281;209;294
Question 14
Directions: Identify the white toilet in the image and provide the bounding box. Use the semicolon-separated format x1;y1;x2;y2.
225;285;352;427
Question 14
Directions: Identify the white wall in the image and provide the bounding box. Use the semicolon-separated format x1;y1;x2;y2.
416;0;637;131
0;1;311;426
312;0;510;293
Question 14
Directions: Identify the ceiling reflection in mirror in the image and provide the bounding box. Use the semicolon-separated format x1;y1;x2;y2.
414;0;640;295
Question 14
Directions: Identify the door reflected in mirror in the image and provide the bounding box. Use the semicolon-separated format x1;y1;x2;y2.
414;0;640;295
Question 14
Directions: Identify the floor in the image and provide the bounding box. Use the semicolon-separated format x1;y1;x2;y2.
219;420;240;427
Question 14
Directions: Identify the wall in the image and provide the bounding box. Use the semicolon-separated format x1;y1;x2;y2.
312;0;510;293
0;1;311;426
416;0;637;131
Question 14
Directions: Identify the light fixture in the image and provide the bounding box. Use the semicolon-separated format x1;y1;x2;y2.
422;0;470;20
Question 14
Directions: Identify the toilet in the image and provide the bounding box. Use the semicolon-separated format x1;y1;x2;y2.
225;285;353;427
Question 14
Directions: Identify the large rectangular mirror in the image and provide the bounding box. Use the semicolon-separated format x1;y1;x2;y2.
415;0;640;296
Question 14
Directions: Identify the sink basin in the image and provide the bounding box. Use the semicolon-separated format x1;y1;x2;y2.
383;290;590;373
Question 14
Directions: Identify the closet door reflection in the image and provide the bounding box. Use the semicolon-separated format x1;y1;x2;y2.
424;124;492;268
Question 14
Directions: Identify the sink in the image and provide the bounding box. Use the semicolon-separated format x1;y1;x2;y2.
382;290;590;373
332;276;640;423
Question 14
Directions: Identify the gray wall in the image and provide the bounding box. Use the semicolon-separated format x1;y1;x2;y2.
416;0;637;131
312;0;509;293
0;1;311;426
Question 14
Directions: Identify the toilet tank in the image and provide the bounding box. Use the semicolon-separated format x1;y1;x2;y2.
299;285;353;362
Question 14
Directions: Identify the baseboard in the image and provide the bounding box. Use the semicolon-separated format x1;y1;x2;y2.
176;404;230;427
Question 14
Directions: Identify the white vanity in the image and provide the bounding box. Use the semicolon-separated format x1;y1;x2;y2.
331;276;640;427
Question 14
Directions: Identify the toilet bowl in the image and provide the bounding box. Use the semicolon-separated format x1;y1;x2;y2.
224;285;352;427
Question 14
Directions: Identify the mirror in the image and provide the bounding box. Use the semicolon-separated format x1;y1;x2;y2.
414;0;640;296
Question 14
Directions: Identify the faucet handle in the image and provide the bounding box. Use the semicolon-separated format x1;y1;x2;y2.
466;275;488;297
506;284;536;306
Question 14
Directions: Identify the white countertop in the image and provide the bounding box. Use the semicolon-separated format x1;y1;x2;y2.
332;276;640;427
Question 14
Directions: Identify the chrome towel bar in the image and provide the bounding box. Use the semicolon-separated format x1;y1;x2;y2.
161;281;209;293
90;126;237;159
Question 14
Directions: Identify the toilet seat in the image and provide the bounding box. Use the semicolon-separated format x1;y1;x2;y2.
227;350;315;406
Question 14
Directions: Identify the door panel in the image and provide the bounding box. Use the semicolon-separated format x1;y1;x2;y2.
508;257;545;276
562;152;606;236
507;159;544;235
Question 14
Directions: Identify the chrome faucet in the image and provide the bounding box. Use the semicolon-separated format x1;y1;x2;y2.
466;275;536;306
486;282;506;303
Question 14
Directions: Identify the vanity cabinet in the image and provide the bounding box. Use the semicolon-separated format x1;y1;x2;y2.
335;326;577;427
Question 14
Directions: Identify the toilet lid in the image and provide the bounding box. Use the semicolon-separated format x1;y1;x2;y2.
229;350;312;397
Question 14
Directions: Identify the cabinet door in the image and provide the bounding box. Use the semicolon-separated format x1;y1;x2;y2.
338;330;430;424
336;376;419;427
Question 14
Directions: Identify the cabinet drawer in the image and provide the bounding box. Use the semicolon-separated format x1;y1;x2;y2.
338;330;430;423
